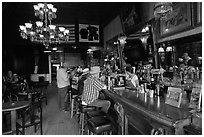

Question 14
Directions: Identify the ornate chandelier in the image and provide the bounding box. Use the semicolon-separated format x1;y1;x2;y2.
154;2;173;19
19;3;70;48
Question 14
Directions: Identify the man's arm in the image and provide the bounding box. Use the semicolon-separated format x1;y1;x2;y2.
93;77;106;90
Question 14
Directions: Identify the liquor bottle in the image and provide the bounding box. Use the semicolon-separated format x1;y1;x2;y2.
108;76;111;90
196;67;200;80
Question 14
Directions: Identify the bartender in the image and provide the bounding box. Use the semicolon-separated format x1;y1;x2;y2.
125;66;139;88
182;53;192;66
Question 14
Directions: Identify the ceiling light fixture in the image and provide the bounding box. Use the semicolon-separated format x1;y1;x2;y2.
19;3;70;49
154;2;173;19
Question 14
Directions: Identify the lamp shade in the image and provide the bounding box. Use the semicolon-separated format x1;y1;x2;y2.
158;47;165;52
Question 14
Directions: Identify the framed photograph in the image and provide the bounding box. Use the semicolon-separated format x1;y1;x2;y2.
160;3;192;38
165;87;183;108
79;24;99;43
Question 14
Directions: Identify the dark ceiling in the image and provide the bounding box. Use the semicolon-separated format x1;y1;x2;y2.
2;2;125;47
3;2;124;25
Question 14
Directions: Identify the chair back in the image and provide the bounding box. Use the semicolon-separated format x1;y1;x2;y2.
3;93;19;103
20;101;42;125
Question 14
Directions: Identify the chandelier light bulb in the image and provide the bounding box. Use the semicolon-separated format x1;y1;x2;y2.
59;27;65;32
52;8;57;12
30;31;35;36
50;35;55;38
36;21;43;27
49;25;56;30
38;3;44;8
25;23;32;28
47;4;53;9
19;25;26;31
64;29;69;34
33;5;39;11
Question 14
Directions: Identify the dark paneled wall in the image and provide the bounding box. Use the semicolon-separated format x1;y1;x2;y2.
2;44;48;76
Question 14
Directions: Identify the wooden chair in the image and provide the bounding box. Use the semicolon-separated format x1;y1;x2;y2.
3;93;19;103
16;101;43;135
2;93;19;133
38;77;48;106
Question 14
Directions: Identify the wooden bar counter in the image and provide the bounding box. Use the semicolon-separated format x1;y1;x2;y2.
103;87;192;135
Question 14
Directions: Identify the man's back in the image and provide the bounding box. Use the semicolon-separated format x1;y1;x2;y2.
57;68;69;88
78;73;89;96
81;75;104;105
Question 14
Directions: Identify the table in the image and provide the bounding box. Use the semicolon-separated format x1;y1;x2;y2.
2;101;30;133
18;90;38;100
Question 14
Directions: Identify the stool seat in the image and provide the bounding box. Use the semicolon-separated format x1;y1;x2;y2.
87;116;112;134
87;110;106;119
80;105;96;113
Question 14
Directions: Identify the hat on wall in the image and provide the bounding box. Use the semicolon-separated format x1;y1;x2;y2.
90;66;101;74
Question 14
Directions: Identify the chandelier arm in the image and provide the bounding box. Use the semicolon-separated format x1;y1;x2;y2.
44;8;48;28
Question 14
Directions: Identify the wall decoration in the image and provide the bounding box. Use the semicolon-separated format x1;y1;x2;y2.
120;4;141;35
79;24;99;43
160;3;192;38
165;87;182;108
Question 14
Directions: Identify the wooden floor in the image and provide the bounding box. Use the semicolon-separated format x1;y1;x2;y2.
13;81;79;135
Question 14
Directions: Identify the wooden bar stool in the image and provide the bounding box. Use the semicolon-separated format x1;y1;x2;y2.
87;116;113;135
70;95;80;118
79;104;96;135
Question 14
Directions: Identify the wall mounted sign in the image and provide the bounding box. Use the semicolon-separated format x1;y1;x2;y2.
189;86;202;109
160;3;192;38
79;24;99;43
165;87;182;108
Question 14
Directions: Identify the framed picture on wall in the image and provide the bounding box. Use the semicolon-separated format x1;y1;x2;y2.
120;4;141;35
160;2;192;38
79;24;99;43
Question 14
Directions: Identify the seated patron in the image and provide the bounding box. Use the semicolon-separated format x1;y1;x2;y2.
81;66;111;113
182;53;192;66
78;68;90;96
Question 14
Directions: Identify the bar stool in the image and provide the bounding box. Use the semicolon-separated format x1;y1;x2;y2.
70;94;80;118
79;104;96;135
87;116;113;135
86;110;107;119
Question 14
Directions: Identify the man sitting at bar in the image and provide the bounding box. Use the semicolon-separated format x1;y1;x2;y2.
81;66;111;113
78;68;90;96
